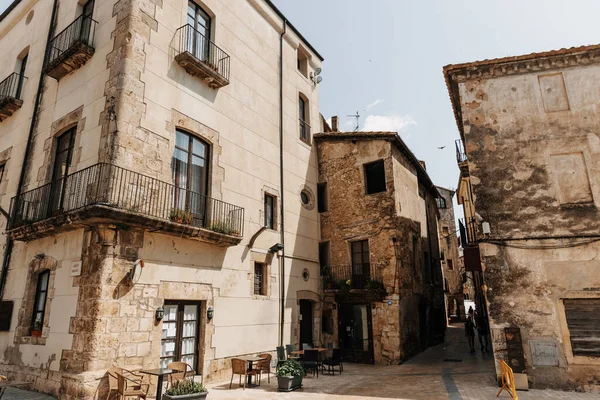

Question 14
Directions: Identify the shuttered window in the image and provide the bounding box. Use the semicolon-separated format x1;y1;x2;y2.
564;299;600;357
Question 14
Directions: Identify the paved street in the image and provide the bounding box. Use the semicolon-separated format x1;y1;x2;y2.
7;324;600;399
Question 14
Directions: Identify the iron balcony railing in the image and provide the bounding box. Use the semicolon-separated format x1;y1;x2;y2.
459;217;478;247
9;163;244;237
456;139;467;164
0;73;25;101
46;14;97;69
175;24;230;82
323;264;383;291
299;119;311;143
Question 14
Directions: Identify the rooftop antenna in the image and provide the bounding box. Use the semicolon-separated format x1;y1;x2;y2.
347;111;360;131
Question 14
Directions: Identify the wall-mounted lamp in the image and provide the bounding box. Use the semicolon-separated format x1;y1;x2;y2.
268;243;284;254
207;306;214;320
155;306;164;321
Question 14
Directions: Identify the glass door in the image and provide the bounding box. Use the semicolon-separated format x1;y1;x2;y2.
187;1;211;61
160;302;201;370
80;0;95;44
338;303;374;363
49;129;75;216
16;54;27;99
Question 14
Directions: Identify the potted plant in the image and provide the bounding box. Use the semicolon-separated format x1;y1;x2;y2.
170;208;192;224
31;321;42;337
163;379;208;400
276;359;303;392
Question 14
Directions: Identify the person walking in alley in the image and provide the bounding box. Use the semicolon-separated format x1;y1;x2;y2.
465;316;475;353
476;313;490;352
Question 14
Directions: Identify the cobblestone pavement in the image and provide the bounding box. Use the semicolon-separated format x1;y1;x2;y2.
7;325;600;399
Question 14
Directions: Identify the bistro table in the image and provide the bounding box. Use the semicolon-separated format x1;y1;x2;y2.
290;348;327;356
140;368;181;400
237;356;266;387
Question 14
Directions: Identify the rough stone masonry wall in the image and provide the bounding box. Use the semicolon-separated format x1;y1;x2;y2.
456;62;600;390
318;138;432;364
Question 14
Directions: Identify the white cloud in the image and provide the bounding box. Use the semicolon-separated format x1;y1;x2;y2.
365;99;383;111
362;114;417;133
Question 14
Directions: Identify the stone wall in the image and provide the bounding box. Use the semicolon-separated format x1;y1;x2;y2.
449;55;600;389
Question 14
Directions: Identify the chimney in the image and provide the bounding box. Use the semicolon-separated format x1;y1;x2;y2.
331;116;339;132
419;160;427;171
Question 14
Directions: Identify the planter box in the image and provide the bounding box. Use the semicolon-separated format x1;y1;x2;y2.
277;376;302;392
163;392;208;400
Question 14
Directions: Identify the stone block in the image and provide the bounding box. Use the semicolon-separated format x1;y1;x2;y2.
137;341;151;356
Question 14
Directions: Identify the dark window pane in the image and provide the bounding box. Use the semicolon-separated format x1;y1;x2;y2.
447;259;454;270
365;160;386;194
264;195;274;230
254;263;264;295
317;183;328;213
350;240;370;288
31;271;50;329
318;242;329;269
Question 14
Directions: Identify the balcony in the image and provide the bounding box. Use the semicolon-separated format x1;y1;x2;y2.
323;264;386;300
8;163;244;245
44;15;97;80
173;24;230;89
299;119;311;144
0;73;25;121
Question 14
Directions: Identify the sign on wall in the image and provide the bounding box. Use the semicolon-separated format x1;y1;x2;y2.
529;340;559;366
70;261;82;277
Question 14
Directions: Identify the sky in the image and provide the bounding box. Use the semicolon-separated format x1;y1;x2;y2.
3;0;600;196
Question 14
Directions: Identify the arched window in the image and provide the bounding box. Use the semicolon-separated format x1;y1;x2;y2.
172;130;210;223
31;270;50;332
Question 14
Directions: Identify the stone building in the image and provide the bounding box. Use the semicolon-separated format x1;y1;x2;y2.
0;0;325;397
314;127;446;365
445;44;600;390
436;186;463;322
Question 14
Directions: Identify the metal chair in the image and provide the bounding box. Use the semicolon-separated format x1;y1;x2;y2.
276;346;286;370
322;348;343;375
286;344;300;360
230;358;259;390
303;349;319;378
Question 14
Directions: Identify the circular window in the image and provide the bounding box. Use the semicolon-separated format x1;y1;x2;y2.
301;191;310;205
299;186;315;210
26;10;34;25
302;268;310;281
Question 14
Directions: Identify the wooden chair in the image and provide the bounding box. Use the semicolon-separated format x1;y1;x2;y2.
257;353;272;384
114;370;149;400
166;362;198;389
229;358;259;390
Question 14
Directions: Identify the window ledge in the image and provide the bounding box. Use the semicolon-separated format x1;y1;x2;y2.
16;335;47;345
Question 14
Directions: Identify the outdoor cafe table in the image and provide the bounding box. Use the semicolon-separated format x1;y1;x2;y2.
140;368;181;400
290;348;328;356
238;355;266;387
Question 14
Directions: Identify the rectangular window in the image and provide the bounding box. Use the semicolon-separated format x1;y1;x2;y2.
299;96;310;142
436;197;447;209
264;194;275;230
31;270;50;331
161;301;201;370
49;128;76;215
364;160;386;194
16;54;28;99
317;182;328;213
319;241;330;272
254;263;266;295
297;49;308;77
564;299;600;357
0;164;4;184
351;240;370;289
447;259;454;270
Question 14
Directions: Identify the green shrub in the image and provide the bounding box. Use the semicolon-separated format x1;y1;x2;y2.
276;359;304;377
209;221;237;235
165;379;207;396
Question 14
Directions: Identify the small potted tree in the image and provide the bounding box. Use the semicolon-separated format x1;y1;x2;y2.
163;379;208;400
31;321;43;337
276;359;304;392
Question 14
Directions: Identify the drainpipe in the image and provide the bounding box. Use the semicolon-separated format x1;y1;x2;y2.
0;0;60;300
278;19;287;347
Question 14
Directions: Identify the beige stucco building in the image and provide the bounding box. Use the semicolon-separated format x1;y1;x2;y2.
314;128;446;365
445;44;600;391
0;0;325;397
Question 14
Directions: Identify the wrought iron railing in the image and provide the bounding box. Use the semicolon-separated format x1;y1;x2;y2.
0;73;25;101
46;14;97;69
9;163;244;237
459;217;478;246
299;119;311;143
323;264;383;291
455;139;467;164
174;24;230;82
